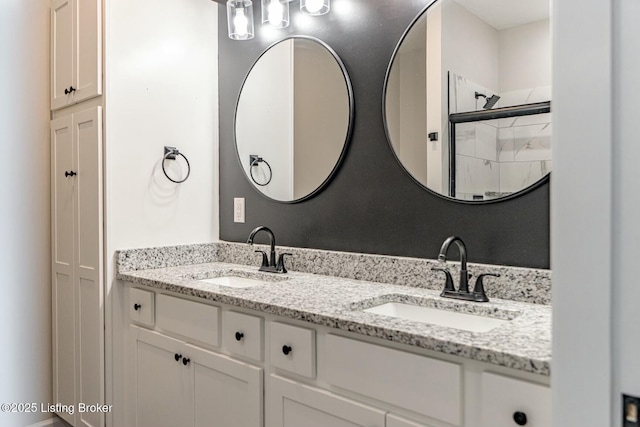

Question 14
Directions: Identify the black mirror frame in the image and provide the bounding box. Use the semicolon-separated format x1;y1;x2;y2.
234;35;355;204
381;0;550;205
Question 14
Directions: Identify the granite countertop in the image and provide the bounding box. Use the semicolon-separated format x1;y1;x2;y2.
118;260;551;376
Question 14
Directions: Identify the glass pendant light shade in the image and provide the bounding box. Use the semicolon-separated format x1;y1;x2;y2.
261;0;289;28
300;0;329;15
227;0;255;40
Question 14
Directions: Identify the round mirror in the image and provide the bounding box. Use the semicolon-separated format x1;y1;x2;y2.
235;36;354;202
384;0;551;202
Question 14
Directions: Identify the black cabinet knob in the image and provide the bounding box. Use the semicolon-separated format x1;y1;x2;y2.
282;345;292;355
64;86;76;94
182;357;190;366
64;88;70;95
65;171;77;177
513;411;528;426
133;303;141;311
174;353;182;362
235;332;244;341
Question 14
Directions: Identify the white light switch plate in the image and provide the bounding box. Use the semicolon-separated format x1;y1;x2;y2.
234;198;245;223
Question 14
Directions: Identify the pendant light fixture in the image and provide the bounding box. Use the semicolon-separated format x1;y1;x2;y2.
225;0;331;40
300;0;329;15
227;0;255;40
262;0;289;28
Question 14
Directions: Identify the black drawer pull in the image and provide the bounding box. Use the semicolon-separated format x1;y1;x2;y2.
513;411;527;426
235;332;244;341
174;353;182;362
282;345;292;355
133;303;141;311
182;357;190;366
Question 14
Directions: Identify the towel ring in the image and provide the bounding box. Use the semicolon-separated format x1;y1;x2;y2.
249;155;272;186
162;146;191;184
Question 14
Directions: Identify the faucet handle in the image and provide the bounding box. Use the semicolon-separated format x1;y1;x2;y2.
472;273;501;302
254;250;269;268
432;267;455;293
276;253;292;273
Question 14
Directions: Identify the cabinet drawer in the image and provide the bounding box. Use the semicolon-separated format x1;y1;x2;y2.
387;414;435;427
324;334;462;426
270;375;385;427
269;322;315;378
156;294;220;347
481;372;551;427
129;288;154;327
223;311;263;361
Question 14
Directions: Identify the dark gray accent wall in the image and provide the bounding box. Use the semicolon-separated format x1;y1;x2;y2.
218;0;550;269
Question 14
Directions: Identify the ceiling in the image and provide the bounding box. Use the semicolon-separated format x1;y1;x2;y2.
454;0;550;30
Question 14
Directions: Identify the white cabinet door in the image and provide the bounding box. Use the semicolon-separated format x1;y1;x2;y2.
269;375;385;427
387;414;435;427
51;106;103;427
132;328;192;427
188;343;263;427
481;372;551;427
74;107;104;427
51;0;74;110
51;0;102;110
325;334;462;425
51;115;75;427
129;325;263;427
74;0;102;105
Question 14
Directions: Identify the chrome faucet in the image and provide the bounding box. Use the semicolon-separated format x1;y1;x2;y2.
432;236;500;302
246;226;291;273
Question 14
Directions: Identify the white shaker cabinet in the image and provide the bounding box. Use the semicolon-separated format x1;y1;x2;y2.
124;287;551;427
128;325;263;427
51;106;104;427
269;375;386;427
387;414;436;427
51;0;102;110
133;330;190;427
480;372;552;427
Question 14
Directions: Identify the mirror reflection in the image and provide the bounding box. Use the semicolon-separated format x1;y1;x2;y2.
385;0;551;202
235;36;353;202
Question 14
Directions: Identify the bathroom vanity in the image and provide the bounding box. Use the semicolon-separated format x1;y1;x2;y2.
117;242;551;427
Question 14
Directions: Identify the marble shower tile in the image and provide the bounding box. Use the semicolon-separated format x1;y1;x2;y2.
475;123;498;161
498;128;515;162
456;155;500;195
499;161;550;193
455;122;476;157
510;112;552;128
513;123;552;162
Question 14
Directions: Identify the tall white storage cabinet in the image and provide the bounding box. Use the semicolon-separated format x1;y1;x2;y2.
51;106;104;427
51;0;102;110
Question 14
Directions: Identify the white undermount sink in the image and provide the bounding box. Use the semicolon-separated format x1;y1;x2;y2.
362;302;510;333
199;276;268;289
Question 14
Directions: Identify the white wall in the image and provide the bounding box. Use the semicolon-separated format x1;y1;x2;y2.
391;39;428;184
236;39;294;201
498;19;551;92
425;2;445;193
553;1;640;424
386;17;428;185
441;0;499;93
104;0;219;424
0;1;52;426
551;0;613;426
293;38;350;199
612;0;640;420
